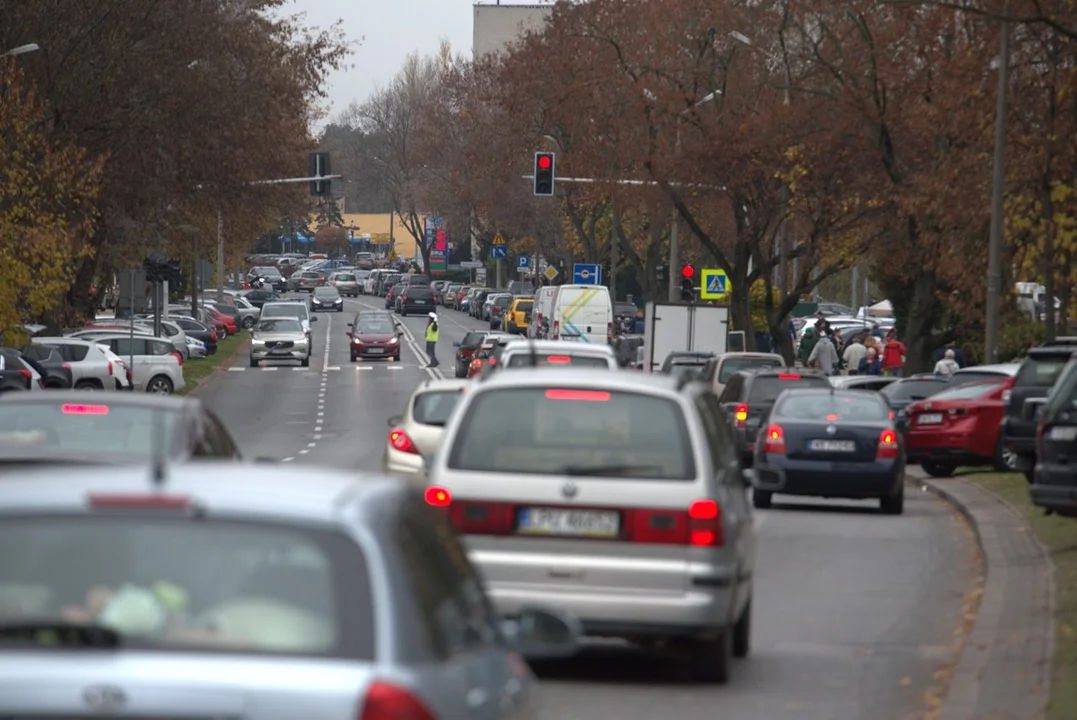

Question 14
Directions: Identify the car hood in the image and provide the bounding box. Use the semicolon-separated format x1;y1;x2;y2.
253;331;307;343
354;332;395;342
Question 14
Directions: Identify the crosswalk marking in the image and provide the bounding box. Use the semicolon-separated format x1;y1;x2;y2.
225;365;423;372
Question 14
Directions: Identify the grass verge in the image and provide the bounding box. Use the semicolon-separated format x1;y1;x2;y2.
176;332;249;396
960;470;1077;719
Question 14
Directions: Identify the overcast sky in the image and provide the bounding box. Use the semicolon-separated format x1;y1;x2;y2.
286;0;483;123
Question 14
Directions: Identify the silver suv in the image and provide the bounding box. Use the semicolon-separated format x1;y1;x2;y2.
427;368;757;683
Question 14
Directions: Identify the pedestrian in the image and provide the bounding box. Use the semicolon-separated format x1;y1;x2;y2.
843;334;867;375
881;328;906;377
961;342;979;368
425;312;440;368
934;349;961;378
798;326;818;366
859;347;883;375
935;341;964;368
808;331;839;376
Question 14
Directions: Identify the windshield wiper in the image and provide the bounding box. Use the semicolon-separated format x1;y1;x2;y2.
0;621;122;648
558;464;664;477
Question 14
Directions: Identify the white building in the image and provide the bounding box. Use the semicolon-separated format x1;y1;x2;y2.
472;2;554;58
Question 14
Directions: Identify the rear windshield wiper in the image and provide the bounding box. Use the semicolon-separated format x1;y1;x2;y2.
559;464;664;477
0;621;122;648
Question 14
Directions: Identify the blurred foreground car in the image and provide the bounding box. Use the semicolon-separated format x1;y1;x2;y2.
494;340;618;372
752;388;905;513
384;378;469;476
0;392;241;463
426;369;757;683
0;464;578;718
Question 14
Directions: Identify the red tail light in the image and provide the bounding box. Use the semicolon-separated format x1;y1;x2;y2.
401;295;408;302
877;429;900;459
734;403;748;428
17;369;31;381
777;373;801;379
107;361;114;376
63;403;109;415
359;681;436;720
763;424;785;454
546;389;610;401
607;321;613;344
169;351;183;365
552;320;560;340
388;428;418;455
461;348;474;358
62;362;71;370
687;499;723;546
424;486;451;507
210;331;218;342
546;355;571;364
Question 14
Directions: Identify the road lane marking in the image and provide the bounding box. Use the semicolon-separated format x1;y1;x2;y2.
282;457;295;462
227;367;244;372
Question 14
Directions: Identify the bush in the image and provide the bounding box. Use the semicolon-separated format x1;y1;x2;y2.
998;317;1045;362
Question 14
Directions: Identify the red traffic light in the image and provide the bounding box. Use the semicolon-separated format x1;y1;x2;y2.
537;155;552;169
681;265;694;279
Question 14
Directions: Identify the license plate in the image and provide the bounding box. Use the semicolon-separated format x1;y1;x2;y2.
809;439;856;452
366;348;384;354
918;413;943;425
1048;426;1077;441
413;300;426;304
517;507;619;538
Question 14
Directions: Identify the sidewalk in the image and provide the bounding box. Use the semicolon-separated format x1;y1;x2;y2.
912;469;1054;720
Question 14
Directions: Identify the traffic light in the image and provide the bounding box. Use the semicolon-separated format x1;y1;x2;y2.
680;265;695;302
534;152;555;196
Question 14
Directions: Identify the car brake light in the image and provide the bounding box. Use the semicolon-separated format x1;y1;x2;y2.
877;429;900;459
17;368;31;381
107;361;114;376
552;320;560;339
778;373;801;379
607;321;613;344
687;499;723;546
763;424;785;454
627;502;722;545
62;403;109;415
826;414;838;421
389;428;418;455
88;494;191;509
62;362;71;370
424;486;452;507
546;389;610;401
359;681;437;720
169;351;183;365
734;403;748;428
126;368;133;383
546;355;571;364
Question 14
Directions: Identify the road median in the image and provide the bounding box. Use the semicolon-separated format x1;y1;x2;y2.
178;332;250;396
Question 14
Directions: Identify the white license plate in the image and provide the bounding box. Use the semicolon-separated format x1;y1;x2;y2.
918;413;943;425
366;348;384;354
809;440;856;452
413;300;426;304
518;508;619;538
1048;426;1077;441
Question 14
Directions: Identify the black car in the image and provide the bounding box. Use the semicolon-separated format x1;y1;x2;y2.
386;283;406;310
1001;339;1077;481
828;375;897;392
752;388;905;514
453;330;507;378
170;316;218;355
241;289;282;309
716;368;832;465
15;345;73;388
247;266;286;292
1031;353;1077;517
310;286;344;312
402;273;431;287
378;273;404;297
880;375;952;432
397;285;435;316
0;349;34;392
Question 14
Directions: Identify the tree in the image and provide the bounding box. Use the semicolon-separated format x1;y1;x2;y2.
0;61;102;332
314;225;349;256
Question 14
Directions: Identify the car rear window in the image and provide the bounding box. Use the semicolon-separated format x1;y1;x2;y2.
0;402;179;460
882;379;950;401
718;357;784;383
404;287;433;298
335;274;356;281
413;390;464;426
447;388;695;479
951;371;1009;386
0;516;373;659
669;363;708;382
775;393;890;421
504;353;611;368
513;300;534;312
747;375;830;403
1016;355;1069;387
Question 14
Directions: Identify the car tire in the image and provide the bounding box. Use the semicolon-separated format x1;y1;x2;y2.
689;627;733;684
732;598;751;658
879;483;905;515
300;356;310;368
249;356;258;368
401;309;407;317
147;375;174;394
350;352;356;362
994;437;1019;472
920;460;956;478
752;490;772;509
242;316;255;329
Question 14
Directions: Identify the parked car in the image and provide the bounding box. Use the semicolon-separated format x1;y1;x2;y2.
87;333;186;394
1030;353;1077;517
16;345;74;389
31;337;131;391
880;374;952;432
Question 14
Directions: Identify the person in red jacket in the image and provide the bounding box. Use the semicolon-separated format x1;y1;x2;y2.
881;328;906;377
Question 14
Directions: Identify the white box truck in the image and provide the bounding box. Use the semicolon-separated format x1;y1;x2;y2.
642;302;730;372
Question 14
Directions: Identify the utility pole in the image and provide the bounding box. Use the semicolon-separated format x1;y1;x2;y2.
610;197;620;301
985;6;1011;364
851;265;859;310
216;211;224;304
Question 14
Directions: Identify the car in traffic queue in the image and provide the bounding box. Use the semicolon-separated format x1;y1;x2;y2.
0;463;577;719
827;375;898;392
717;368;833;465
1030;353;1077;517
660;351;716;381
501;297;534;335
453;330;497;378
470;290;491;318
384;378;470;477
903;378;1015;477
452;285;473;311
460;287;487;314
441;283;462;307
880;374;952;432
487;294;513;329
376;272;404;297
246;265;287;292
751;387;906;513
260;300;315;337
328;270;362;297
240;288;283;310
396;285;436;316
310;285;345;312
707;352;786;397
385;282;405;311
492;339;619;372
287;269;327;292
425;369;757;683
249;317;311;368
0;392;241;463
466;336;517;379
346;315;402;362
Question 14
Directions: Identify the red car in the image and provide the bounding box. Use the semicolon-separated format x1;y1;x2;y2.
904;377;1015;477
467;341;498;378
347;317;402;362
204;305;236;335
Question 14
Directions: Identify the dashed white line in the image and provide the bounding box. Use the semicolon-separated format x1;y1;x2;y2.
299;449;310;455
282;457;295;462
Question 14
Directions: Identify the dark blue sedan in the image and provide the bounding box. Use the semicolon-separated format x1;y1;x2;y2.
751;388;905;514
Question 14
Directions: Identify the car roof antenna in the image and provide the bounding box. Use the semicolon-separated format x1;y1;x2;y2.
150;406;167;488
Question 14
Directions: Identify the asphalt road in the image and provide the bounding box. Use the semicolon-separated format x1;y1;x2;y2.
200;292;978;720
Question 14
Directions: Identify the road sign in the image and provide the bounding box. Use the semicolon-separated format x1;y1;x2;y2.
517;255;530;269
700;268;731;300
460;261;482;269
573;263;602;285
492;232;506;246
544;265;559;281
491;245;507;260
388;250;397;261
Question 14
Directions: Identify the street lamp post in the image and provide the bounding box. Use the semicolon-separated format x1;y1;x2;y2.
985;7;1011;365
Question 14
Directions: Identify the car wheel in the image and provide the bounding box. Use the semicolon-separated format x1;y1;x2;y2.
920;460;956;478
879;483;905;515
147;375;174;394
689;626;733;683
994;437;1019;472
249;356;258;368
241;316;255;329
752;490;772;509
300;357;310;368
732;598;751;658
401;309;407;317
350;352;356;362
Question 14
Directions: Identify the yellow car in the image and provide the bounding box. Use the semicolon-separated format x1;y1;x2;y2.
502;297;534;334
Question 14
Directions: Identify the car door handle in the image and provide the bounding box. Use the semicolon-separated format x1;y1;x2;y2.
466;687;489;709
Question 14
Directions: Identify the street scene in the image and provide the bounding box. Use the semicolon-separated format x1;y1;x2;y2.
1;1;1075;719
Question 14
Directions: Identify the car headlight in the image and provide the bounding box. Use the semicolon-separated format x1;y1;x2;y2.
388;336;399;344
334;298;342;304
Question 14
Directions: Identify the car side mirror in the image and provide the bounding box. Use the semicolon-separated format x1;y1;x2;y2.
310;316;318;322
501;606;582;661
452;341;461;347
746;466;785;492
387;415;402;428
347;322;354;328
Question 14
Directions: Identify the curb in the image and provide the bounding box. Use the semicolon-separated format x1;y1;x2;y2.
186;335;250;397
913;470;1054;720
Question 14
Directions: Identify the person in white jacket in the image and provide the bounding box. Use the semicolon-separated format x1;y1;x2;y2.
934;349;961;378
808;332;840;376
843;336;867;375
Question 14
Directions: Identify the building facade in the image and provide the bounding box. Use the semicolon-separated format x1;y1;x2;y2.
472;3;553;58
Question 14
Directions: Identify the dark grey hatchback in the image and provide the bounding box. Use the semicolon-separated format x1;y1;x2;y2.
1031;352;1077;518
398;286;435;316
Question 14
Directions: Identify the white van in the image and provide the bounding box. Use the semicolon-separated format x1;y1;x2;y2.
549;284;613;344
528;286;559;339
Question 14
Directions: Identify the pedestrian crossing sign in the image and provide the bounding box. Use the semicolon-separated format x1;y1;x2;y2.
700;268;731;300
